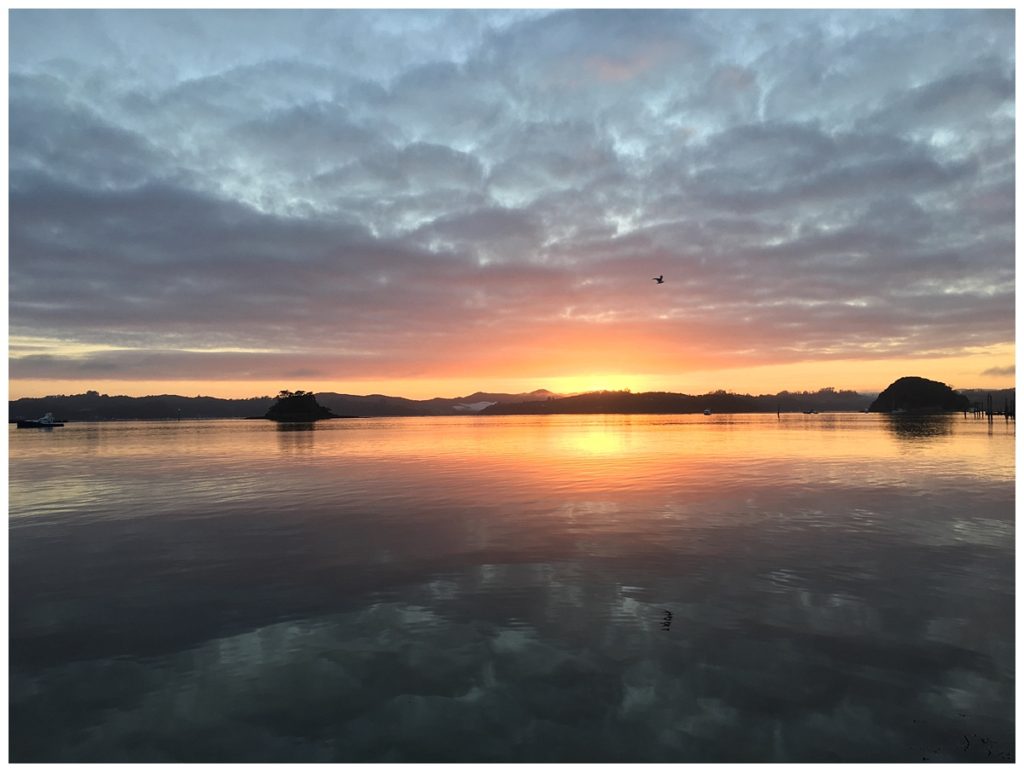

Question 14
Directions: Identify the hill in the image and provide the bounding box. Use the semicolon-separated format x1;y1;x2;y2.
13;383;1009;422
263;391;342;422
482;388;873;415
8;390;273;422
8;389;560;421
958;388;1017;413
313;389;556;418
867;377;971;413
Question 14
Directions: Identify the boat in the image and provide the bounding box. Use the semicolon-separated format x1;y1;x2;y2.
17;412;64;428
703;409;712;415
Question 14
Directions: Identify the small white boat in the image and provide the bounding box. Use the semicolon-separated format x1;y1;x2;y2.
16;412;64;428
703;409;712;416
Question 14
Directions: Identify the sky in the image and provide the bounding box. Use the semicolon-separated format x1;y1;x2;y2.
7;9;1016;400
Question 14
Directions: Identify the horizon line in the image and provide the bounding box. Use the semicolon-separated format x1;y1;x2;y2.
10;382;1017;403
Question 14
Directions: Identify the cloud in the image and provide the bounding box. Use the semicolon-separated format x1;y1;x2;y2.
10;75;169;189
981;366;1015;377
8;9;1016;390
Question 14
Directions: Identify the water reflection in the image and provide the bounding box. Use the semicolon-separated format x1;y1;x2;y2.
275;422;317;431
885;414;955;440
276;421;318;454
8;415;1015;762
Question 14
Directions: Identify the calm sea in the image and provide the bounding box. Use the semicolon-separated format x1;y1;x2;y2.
9;413;1015;762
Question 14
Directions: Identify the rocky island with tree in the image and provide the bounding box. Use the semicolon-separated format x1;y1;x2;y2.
868;376;971;414
262;390;346;422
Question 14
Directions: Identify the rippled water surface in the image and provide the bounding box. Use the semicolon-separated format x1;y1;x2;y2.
9;414;1015;761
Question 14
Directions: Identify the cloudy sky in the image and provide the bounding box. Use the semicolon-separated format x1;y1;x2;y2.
8;9;1015;399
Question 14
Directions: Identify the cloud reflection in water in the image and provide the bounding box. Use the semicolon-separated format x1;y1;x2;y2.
9;414;1015;761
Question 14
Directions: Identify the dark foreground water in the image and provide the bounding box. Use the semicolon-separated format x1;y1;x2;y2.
9;413;1015;762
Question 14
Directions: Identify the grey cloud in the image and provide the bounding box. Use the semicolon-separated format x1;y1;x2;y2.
904;65;1013;120
488;10;710;92
399;143;484;190
8;9;1016;386
383;60;512;149
12;10;528;86
232;102;392;182
9;350;378;381
486;121;621;205
862;61;1015;143
690;64;762;126
755;10;1013;128
982;366;1015;377
9;168;572;359
329;189;493;241
676;123;978;217
126;59;348;132
414;207;542;261
11;172;381;328
961;178;1015;232
10;76;168;189
314;142;484;199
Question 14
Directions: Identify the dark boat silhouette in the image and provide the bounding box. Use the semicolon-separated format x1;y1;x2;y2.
17;412;64;428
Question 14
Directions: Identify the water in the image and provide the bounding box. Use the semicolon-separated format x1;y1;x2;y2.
9;413;1015;762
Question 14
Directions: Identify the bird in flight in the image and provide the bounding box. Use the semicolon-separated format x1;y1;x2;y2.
653;275;664;284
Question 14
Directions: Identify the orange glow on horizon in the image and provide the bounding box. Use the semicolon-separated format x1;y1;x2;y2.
7;344;1015;402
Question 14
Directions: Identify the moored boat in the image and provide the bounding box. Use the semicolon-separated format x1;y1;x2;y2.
16;412;64;428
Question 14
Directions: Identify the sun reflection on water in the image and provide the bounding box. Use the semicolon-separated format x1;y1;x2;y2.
8;413;1016;763
562;424;632;456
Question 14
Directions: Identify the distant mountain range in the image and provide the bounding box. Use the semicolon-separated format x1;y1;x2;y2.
8;389;559;421
9;385;1013;422
481;388;875;415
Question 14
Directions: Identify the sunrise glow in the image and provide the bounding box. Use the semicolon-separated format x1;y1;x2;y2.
9;10;1016;765
8;9;1014;403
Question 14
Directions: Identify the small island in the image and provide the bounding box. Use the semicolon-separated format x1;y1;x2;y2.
263;390;344;422
868;376;970;414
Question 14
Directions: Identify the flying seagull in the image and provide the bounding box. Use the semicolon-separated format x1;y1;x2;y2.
653;275;664;284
